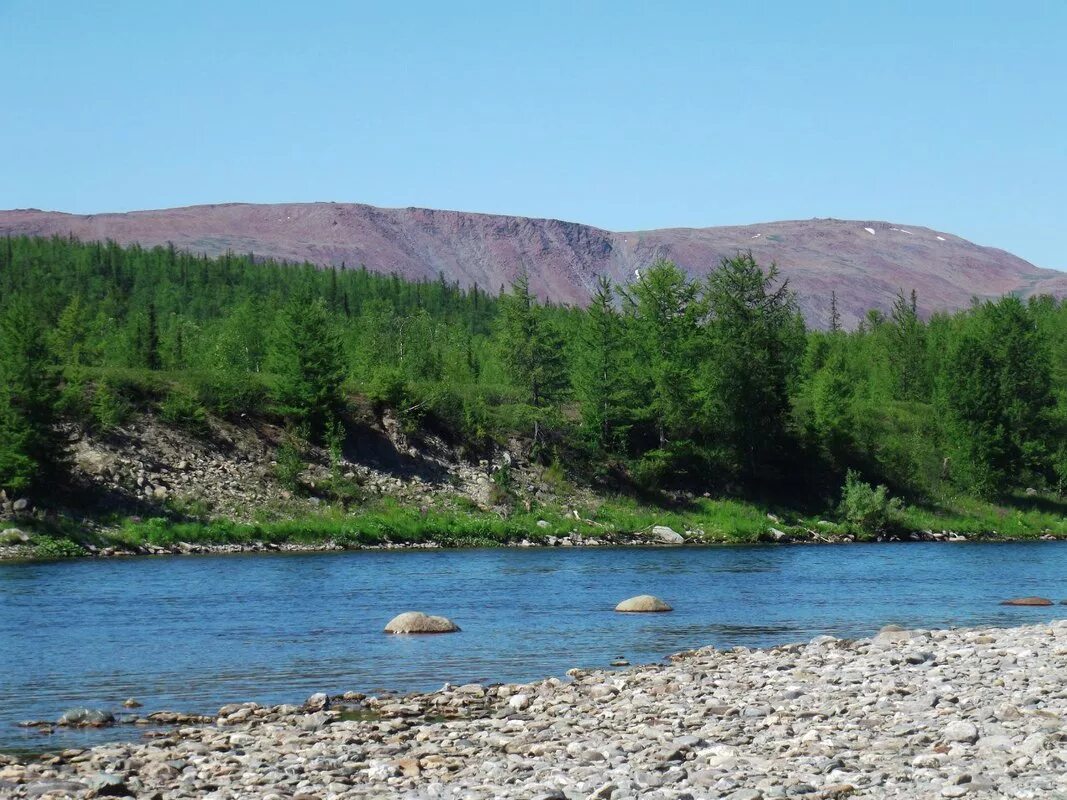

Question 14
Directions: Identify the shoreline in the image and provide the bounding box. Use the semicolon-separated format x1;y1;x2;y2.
3;527;1064;564
3;620;1067;798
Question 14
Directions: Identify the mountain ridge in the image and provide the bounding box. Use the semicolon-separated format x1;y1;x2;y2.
1;202;1062;328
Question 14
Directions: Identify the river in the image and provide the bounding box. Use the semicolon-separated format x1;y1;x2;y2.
2;542;1065;751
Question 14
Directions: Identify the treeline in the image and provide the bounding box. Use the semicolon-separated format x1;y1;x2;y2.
0;235;1064;505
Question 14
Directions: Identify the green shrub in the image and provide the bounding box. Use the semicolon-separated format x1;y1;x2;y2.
275;431;306;490
839;469;903;534
160;390;208;433
488;464;512;506
543;459;569;493
33;537;86;559
56;372;91;421
193;371;268;417
90;380;131;431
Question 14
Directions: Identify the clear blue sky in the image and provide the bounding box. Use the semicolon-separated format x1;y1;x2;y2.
2;1;1064;267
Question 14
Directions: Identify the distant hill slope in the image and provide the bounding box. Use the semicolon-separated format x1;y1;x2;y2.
1;202;1062;328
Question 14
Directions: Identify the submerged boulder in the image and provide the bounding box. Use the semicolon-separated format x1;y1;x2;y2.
384;611;460;634
615;595;673;613
1000;597;1053;606
57;708;115;727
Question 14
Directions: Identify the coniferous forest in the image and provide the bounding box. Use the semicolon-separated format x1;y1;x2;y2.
1;235;1065;536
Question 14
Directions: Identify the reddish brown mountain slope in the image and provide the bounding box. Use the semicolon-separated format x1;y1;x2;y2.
1;203;1061;328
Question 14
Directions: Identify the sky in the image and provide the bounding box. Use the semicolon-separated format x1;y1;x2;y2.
1;1;1064;267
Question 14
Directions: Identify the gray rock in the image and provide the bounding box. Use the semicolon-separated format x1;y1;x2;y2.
943;720;979;744
88;772;131;797
25;781;89;798
614;594;672;613
298;711;331;730
0;528;30;544
652;525;685;544
57;708;115;727
725;790;763;800
305;692;330;711
383;611;460;633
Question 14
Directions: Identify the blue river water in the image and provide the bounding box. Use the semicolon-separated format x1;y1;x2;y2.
1;542;1066;751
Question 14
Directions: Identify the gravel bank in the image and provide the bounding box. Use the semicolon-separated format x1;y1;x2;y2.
4;621;1067;799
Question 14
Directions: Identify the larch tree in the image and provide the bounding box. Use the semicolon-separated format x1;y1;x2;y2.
496;269;568;447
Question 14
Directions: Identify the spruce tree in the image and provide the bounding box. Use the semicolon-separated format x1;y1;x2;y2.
888;289;926;401
497;269;568;446
811;346;853;458
0;298;62;492
943;333;1009;495
268;295;347;440
145;302;161;370
623;260;703;449
829;291;842;333
705;253;803;476
942;298;1055;494
573;276;631;452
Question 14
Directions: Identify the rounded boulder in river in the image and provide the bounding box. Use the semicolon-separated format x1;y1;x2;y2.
614;595;673;613
384;611;460;633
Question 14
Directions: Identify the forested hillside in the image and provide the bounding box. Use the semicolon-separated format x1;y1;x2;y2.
1;235;1065;523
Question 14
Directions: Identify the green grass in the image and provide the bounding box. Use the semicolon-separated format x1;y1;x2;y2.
898;492;1067;538
5;490;1065;561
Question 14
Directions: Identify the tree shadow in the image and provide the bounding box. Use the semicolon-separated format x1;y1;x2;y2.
340;419;453;487
997;492;1067;516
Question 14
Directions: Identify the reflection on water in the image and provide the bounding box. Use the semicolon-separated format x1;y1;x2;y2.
2;542;1066;750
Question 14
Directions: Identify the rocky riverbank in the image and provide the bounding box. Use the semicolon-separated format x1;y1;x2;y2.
4;621;1067;798
2;525;1029;564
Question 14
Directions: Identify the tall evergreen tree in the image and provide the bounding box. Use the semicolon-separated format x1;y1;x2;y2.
623;260;703;449
829;291;842;333
497;269;568;446
268;295;347;440
573;276;632;452
145;302;161;370
48;294;92;367
811;345;853;458
942;298;1055;494
704;253;803;476
888;289;926;401
0;298;63;492
985;297;1055;476
943;333;1009;495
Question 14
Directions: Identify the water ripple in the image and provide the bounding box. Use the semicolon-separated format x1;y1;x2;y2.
2;542;1066;749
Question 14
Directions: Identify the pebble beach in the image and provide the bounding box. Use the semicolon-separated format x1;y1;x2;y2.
4;620;1067;799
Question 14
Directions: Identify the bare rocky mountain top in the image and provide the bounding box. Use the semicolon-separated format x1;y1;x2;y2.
2;202;1063;328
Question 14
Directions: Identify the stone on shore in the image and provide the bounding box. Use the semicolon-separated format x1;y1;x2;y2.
384;611;459;633
943;720;980;744
1000;596;1053;606
305;692;330;711
88;772;131;796
614;594;672;612
56;708;115;727
651;525;685;544
0;528;30;544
